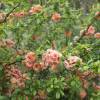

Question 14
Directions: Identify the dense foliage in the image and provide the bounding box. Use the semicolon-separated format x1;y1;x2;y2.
0;0;100;100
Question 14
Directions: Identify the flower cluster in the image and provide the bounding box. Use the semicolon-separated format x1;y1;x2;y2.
5;39;15;48
24;49;62;72
80;25;100;39
94;32;100;39
10;67;29;88
24;52;47;72
51;12;61;22
24;52;36;68
0;39;15;48
64;56;82;70
9;5;42;18
42;49;62;67
13;11;26;18
95;11;100;20
29;5;42;14
85;25;95;36
33;62;46;72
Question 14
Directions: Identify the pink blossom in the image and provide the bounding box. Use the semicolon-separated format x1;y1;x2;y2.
85;25;95;36
94;32;100;39
25;61;34;68
42;49;62;66
64;56;82;70
51;12;61;22
5;39;15;48
11;68;22;79
13;11;26;18
95;11;100;16
25;52;36;62
68;56;82;64
10;67;29;88
64;60;73;70
25;52;36;68
95;11;100;20
29;5;42;14
33;62;45;72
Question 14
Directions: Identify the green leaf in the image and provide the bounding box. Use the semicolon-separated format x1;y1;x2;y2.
60;90;64;96
32;90;37;96
47;88;52;92
15;55;23;62
0;96;8;100
50;85;53;88
56;92;60;99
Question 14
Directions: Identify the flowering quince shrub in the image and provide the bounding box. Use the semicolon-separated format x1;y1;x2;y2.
0;0;100;100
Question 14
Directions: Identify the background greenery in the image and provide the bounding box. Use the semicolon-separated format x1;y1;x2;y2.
0;0;100;100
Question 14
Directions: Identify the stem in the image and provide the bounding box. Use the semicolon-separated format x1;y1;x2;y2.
0;3;20;24
72;16;96;46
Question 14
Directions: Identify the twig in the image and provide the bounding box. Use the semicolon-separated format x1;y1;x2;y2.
0;3;20;24
5;58;24;66
0;58;24;67
72;16;96;46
